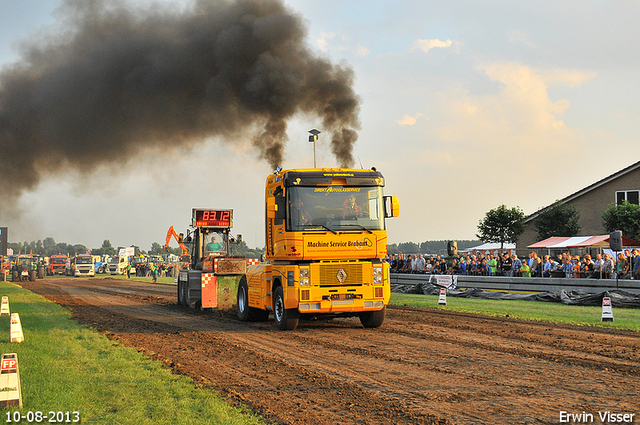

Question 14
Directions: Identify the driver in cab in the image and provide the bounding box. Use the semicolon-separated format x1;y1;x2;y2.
205;236;223;255
343;194;362;220
290;197;310;227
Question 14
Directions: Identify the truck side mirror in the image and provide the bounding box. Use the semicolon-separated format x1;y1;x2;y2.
383;196;400;218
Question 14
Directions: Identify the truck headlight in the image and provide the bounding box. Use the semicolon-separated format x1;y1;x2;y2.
373;276;382;284
299;269;309;278
373;267;382;276
300;277;310;286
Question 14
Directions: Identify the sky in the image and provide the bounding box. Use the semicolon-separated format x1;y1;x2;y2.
1;0;639;251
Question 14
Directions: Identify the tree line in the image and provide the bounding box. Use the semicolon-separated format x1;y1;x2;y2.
8;238;124;257
387;240;481;255
476;201;640;247
8;238;265;259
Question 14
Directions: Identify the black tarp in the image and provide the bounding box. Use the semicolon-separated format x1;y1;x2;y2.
393;282;640;308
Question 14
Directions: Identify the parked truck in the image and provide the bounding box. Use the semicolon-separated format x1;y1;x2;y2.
107;253;131;275
238;167;399;330
47;254;68;275
68;253;95;277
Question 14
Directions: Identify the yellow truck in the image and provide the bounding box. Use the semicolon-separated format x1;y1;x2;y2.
239;167;399;330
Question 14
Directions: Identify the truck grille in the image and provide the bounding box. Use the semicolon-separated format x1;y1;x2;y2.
318;263;362;287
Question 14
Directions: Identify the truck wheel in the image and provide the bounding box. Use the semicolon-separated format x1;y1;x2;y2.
177;280;183;305
182;280;190;307
12;271;18;282
186;283;197;309
29;270;36;282
359;306;386;328
237;277;269;322
178;280;189;307
237;278;250;321
273;286;298;331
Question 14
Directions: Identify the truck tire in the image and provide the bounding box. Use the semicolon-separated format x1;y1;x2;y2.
12;271;18;282
359;306;386;328
177;280;183;305
186;283;197;309
273;286;298;331
29;270;36;282
177;279;188;307
237;277;269;322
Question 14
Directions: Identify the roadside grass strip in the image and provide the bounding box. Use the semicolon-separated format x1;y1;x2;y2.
390;292;640;332
0;282;265;425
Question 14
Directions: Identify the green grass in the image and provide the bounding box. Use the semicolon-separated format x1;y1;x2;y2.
390;292;640;332
0;282;264;424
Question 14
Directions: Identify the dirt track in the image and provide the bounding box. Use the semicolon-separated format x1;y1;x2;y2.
19;277;640;425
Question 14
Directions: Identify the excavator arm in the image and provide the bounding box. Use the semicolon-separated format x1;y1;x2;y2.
164;226;190;258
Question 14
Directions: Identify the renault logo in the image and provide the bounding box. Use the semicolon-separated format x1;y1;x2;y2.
336;269;347;283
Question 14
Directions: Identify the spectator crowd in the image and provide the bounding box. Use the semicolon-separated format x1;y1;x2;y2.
385;248;640;279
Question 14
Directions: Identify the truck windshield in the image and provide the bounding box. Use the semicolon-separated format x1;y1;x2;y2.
287;186;384;232
77;257;92;264
51;258;66;264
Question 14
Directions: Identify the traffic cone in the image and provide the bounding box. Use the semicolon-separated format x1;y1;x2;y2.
601;296;614;322
438;288;447;305
10;313;23;343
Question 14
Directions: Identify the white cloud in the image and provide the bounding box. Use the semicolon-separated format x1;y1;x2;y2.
422;62;597;179
317;31;335;51
539;68;598;87
355;44;370;58
481;63;596;132
317;32;368;57
410;38;453;53
396;113;427;126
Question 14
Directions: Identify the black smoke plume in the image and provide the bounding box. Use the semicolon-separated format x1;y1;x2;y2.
0;0;360;200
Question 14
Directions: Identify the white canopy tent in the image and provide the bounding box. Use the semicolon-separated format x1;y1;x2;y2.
464;242;516;255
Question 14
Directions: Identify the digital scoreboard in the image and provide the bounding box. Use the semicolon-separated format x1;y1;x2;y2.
192;209;233;228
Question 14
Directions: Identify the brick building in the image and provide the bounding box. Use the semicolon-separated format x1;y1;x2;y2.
519;160;640;249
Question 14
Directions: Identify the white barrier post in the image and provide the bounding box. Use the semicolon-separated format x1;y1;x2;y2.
438;288;447;305
601;296;614;322
10;313;24;343
0;353;22;408
0;297;9;316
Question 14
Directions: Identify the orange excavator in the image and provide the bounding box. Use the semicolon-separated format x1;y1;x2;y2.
164;226;191;263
